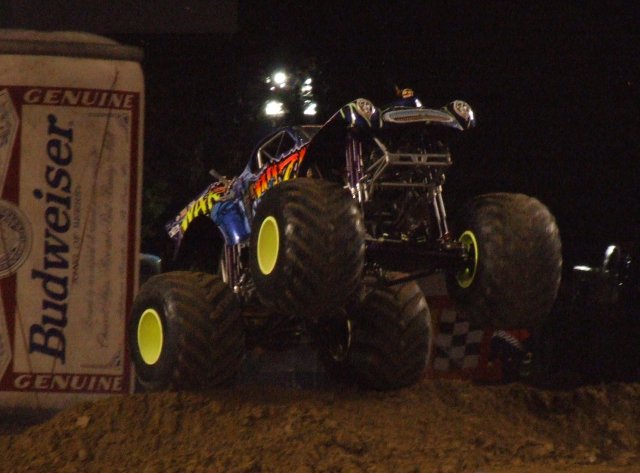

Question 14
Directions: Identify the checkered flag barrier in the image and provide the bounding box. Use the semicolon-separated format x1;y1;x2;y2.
431;305;486;372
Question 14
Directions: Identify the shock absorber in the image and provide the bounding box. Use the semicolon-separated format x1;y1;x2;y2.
430;183;450;240
223;243;236;287
345;134;367;204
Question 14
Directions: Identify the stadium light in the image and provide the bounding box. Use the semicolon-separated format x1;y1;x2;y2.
303;101;317;116
265;100;285;116
273;71;287;88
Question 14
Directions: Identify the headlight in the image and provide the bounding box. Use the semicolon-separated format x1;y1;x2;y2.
447;100;476;129
355;98;375;121
340;98;381;128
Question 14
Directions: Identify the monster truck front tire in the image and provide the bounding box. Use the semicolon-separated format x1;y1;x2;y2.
447;193;562;329
250;178;365;319
323;280;432;390
130;271;244;391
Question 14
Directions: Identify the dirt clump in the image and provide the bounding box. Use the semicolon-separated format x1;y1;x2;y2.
1;379;640;473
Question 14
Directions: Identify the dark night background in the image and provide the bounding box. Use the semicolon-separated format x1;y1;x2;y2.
2;1;639;269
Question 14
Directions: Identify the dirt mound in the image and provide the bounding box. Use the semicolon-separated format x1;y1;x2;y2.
1;379;640;473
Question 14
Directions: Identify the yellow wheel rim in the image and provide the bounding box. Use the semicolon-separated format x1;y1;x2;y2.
257;216;279;275
137;308;164;365
456;230;479;289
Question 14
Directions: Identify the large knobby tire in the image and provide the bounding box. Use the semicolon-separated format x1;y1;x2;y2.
129;271;244;391
249;178;365;319
447;193;562;329
324;280;432;390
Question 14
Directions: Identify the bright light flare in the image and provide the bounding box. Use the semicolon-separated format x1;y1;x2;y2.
265;100;285;116
303;101;317;116
273;71;287;87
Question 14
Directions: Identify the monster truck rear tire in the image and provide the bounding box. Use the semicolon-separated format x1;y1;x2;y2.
323;280;432;390
447;193;562;329
250;178;365;319
130;271;244;391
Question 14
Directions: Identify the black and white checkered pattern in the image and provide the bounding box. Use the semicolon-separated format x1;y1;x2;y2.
431;307;485;372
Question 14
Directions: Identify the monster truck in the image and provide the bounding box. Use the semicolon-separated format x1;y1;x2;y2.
130;88;562;391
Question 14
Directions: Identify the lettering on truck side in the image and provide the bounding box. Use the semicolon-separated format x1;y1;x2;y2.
179;185;228;233
250;147;307;200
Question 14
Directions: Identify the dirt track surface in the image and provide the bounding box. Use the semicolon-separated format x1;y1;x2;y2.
1;379;640;473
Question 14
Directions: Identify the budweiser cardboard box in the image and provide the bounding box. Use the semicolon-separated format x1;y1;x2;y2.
0;30;143;408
